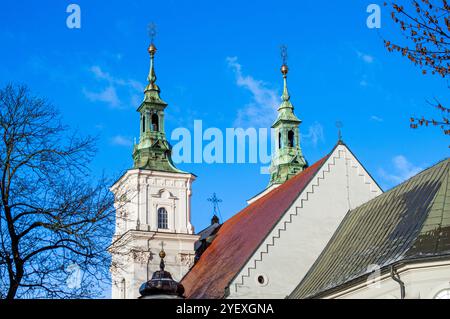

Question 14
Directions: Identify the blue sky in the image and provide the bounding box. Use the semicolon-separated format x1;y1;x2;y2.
0;0;448;232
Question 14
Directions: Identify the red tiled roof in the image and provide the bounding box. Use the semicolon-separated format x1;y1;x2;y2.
181;155;330;299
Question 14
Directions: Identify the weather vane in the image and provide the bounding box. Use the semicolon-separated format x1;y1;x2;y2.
148;22;157;44
280;44;288;66
336;121;343;141
207;193;222;216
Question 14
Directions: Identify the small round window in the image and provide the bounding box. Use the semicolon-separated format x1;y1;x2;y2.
256;274;268;286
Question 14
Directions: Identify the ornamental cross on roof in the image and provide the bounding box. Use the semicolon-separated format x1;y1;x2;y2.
336;121;343;142
207;193;222;215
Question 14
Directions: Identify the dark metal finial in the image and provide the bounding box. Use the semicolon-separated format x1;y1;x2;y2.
336;121;343;142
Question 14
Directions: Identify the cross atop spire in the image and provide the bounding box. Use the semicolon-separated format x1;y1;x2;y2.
207;193;222;224
279;45;292;108
336;121;344;144
280;44;288;66
145;22;160;93
148;22;157;45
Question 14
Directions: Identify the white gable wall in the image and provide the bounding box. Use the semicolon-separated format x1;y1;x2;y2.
227;144;383;299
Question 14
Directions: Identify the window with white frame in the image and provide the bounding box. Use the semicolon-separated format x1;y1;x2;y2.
158;207;168;229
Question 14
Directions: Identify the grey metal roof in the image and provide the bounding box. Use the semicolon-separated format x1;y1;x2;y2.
289;158;450;299
194;222;221;251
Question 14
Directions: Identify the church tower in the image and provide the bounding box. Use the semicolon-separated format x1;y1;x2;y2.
268;51;307;187
110;38;199;299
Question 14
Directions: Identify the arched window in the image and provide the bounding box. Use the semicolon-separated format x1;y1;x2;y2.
288;130;294;147
152;113;159;132
142;115;146;132
278;132;282;149
158;207;168;229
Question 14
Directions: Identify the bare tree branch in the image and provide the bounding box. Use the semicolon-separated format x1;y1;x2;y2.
384;0;450;141
0;84;115;299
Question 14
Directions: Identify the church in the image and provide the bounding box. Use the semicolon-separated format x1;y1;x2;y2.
109;38;450;299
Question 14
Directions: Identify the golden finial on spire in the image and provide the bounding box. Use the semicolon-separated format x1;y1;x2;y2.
159;241;166;272
159;241;166;259
148;43;157;55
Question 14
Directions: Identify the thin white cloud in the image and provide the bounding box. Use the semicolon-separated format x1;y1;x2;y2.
111;135;133;147
302;122;325;147
90;66;143;91
83;86;120;108
83;65;144;108
379;155;423;185
356;51;375;64
90;65;110;80
359;73;371;87
227;56;278;127
370;115;383;122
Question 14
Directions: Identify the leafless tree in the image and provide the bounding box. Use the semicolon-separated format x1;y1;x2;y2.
383;0;450;137
0;84;115;299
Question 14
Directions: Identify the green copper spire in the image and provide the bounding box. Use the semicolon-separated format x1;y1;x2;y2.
268;50;307;187
132;41;184;173
281;66;290;104
142;44;166;106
